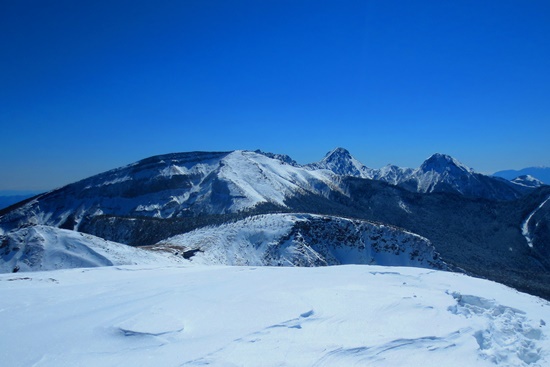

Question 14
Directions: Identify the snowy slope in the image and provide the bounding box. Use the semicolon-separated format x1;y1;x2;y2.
0;225;183;273
0;264;548;367
512;175;545;188
156;213;447;269
0;150;339;232
216;150;339;210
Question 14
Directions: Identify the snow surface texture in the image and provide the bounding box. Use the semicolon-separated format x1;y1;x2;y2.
0;225;183;273
156;213;447;269
0;265;548;367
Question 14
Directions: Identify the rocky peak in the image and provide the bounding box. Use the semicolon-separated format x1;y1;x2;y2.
419;153;472;175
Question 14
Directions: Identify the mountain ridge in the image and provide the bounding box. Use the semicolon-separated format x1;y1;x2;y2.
1;148;549;300
0;148;534;236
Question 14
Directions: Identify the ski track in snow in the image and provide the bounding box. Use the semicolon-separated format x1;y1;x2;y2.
522;196;550;248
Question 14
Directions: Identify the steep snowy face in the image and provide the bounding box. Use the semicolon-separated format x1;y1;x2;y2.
156;213;447;270
0;225;182;273
215;151;339;211
307;148;373;178
0;151;340;232
512;175;545;188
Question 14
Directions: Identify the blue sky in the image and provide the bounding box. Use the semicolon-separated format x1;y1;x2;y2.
1;0;549;191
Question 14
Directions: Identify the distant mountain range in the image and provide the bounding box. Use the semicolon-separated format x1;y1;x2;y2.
494;166;550;184
1;148;549;300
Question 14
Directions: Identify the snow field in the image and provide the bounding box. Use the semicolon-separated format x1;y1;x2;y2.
0;265;548;367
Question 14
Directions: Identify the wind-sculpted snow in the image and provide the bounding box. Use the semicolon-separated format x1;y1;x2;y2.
448;292;545;365
0;265;548;366
156;214;447;269
0;225;182;273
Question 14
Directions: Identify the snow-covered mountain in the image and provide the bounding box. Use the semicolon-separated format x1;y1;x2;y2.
494;166;550;184
0;148;533;236
306;148;529;200
512;175;545;188
1;148;548;299
305;148;414;185
155;213;447;270
307;147;374;178
398;153;530;200
0;150;340;233
1;264;548;366
0;225;182;273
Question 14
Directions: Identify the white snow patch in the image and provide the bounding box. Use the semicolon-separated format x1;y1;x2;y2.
522;196;550;248
399;200;412;214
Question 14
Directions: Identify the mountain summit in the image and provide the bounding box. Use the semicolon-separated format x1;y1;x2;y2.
306;150;529;200
418;153;472;175
307;147;372;178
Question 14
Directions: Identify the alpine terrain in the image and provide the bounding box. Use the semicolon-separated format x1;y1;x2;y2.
1;148;549;299
1;148;549;366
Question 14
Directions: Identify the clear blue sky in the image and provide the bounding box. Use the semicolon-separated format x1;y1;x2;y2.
1;0;549;191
